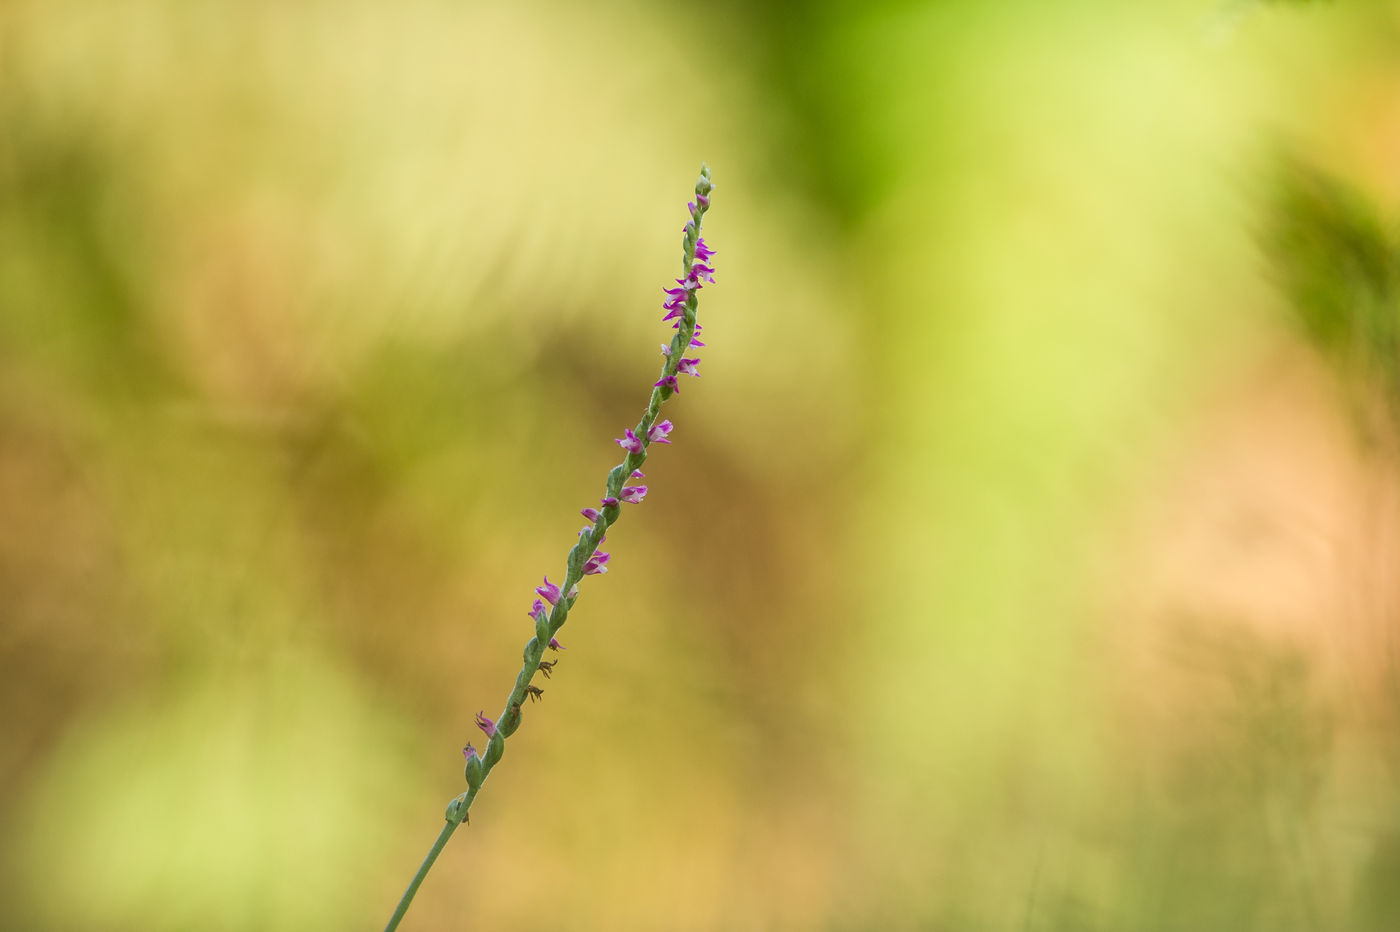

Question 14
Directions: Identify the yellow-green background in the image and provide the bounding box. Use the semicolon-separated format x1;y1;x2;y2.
4;1;1400;929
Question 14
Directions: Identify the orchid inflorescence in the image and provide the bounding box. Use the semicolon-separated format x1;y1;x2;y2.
381;164;716;932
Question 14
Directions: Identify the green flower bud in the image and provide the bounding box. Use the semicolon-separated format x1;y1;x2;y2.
462;744;484;790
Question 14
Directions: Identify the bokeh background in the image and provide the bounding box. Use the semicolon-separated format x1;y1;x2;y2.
4;0;1400;929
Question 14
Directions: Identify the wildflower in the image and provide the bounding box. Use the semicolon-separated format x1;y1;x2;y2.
688;263;716;286
661;344;671;356
619;486;648;504
581;506;600;521
631;470;645;478
676;357;701;378
615;429;644;455
654;374;680;393
526;598;546;619
648;420;673;444
583;551;610;575
475;711;497;738
694;237;715;262
548;637;565;651
601;496;619;508
535;575;561;606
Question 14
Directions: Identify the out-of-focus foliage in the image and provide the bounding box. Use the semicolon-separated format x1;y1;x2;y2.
3;0;1400;930
1266;162;1400;428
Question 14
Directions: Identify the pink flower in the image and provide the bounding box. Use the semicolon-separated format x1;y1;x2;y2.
475;711;497;738
615;429;644;455
619;486;648;504
648;420;673;444
535;575;561;606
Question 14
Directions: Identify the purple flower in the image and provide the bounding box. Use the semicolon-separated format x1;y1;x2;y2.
648;420;673;444
526;597;546;619
615;429;644;454
654;374;680;393
620;485;648;504
548;637;565;651
600;496;619;508
684;263;716;288
463;743;479;761
535;575;561;606
631;469;645;478
676;357;701;378
581;506;600;521
583;551;610;575
696;194;710;208
660;344;671;356
475;711;497;738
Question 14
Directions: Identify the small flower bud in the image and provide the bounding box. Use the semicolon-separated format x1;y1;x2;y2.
463;744;484;789
484;729;505;768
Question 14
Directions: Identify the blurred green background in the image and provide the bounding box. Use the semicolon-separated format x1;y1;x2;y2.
4;0;1400;929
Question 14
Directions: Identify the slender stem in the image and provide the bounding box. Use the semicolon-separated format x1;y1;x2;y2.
381;819;460;932
377;164;713;931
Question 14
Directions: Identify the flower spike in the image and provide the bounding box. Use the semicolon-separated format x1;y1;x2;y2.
384;165;717;931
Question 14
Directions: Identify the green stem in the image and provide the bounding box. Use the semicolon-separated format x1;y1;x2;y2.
381;818;460;932
377;163;713;931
